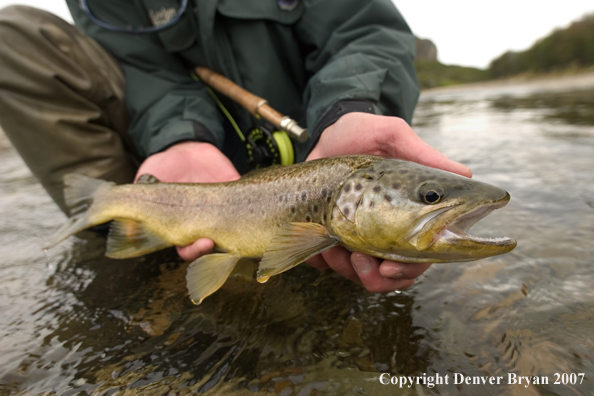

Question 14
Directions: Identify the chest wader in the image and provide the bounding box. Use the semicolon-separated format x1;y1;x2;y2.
0;6;140;214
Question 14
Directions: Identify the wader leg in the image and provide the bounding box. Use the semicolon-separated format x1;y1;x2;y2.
0;5;140;214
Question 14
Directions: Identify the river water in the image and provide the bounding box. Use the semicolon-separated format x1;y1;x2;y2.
1;75;594;395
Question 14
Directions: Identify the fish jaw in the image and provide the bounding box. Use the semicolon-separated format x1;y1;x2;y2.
407;192;517;261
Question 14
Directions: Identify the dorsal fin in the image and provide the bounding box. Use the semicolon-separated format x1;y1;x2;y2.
136;174;161;184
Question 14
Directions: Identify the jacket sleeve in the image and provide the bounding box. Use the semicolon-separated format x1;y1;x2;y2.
295;0;420;147
66;0;224;158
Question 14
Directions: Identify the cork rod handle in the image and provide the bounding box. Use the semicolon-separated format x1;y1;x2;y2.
194;66;308;142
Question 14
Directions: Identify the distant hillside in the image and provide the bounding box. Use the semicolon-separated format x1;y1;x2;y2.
489;13;594;78
415;37;438;61
414;60;491;89
414;37;491;89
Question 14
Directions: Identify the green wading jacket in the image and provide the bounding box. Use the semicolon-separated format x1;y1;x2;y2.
66;0;419;173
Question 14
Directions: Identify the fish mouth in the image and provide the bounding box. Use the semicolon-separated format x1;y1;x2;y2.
412;193;516;252
439;195;516;247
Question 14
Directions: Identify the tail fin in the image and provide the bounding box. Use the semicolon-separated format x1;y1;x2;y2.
44;174;115;249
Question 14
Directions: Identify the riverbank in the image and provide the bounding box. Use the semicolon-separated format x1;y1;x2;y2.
422;68;594;94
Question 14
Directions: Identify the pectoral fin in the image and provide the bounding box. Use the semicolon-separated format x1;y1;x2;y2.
257;222;339;283
186;253;240;305
106;218;171;258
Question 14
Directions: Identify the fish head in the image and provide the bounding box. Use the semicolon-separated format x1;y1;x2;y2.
331;159;516;263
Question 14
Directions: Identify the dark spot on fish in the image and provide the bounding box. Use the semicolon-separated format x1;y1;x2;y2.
344;184;351;193
302;192;307;201
369;201;375;208
400;170;409;174
355;183;362;191
306;215;311;222
279;196;283;202
373;185;381;193
344;207;350;216
386;170;393;174
384;194;392;202
291;207;296;213
392;183;399;189
327;196;332;203
313;205;319;213
321;188;328;198
312;177;317;183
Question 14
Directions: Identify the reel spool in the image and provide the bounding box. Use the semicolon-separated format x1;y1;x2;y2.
246;126;294;169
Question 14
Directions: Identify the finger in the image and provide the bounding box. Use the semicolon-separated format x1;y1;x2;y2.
306;254;330;271
351;252;415;293
321;246;361;285
378;261;431;280
413;144;472;178
176;238;215;261
389;124;472;178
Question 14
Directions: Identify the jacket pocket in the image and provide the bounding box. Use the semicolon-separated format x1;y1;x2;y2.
217;0;304;24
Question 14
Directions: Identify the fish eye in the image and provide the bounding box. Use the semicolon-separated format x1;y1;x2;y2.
423;190;441;204
419;182;445;205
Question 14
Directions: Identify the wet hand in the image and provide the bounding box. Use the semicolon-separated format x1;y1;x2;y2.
135;141;240;184
307;248;432;292
305;112;472;293
135;142;240;262
307;112;472;177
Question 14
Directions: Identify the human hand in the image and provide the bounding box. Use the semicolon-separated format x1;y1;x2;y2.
308;112;472;177
306;112;472;293
135;141;240;261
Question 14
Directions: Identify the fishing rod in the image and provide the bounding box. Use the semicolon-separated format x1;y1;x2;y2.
193;66;308;143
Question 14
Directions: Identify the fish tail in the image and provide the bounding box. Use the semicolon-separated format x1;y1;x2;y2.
44;174;115;249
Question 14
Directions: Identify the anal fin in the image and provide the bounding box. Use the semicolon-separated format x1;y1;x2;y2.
106;218;172;258
257;222;339;283
186;253;240;305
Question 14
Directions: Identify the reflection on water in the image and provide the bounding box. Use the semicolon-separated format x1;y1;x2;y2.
490;89;594;126
1;77;594;395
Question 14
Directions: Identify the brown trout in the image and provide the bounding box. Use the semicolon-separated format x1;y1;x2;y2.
46;155;516;304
